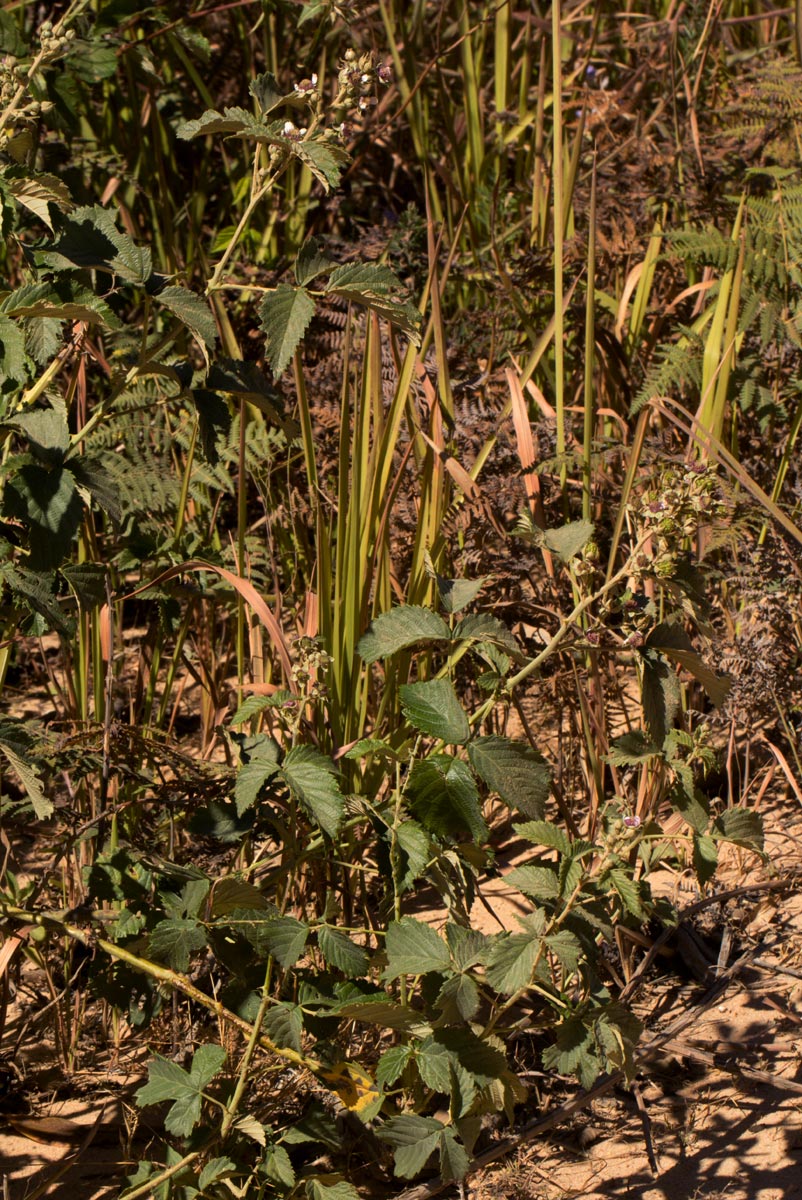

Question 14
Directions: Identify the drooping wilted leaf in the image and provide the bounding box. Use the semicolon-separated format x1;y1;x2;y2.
259;283;316;378
399;679;470;744
468;736;551;819
640;649;680;749
358;605;450;663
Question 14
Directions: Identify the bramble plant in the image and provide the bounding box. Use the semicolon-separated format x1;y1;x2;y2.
0;3;799;1198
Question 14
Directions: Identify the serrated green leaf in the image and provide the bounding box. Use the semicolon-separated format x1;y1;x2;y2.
250;72;285;114
5;404;68;463
693;832;718;885
5;464;83;569
468;736;551;819
484;928;542;994
435;973;480;1023
377;1115;443;1179
415;1040;452;1092
514;819;571;857
0;312;29;393
318;926;369;977
198;1157;236;1190
358;605;450;663
376;1043;413;1089
60;563;107;609
136;1044;226;1139
641;649;680;748
434;573;487;614
453;613;526;662
543;518;594;562
157;286;217;367
7;173;72;233
281;745;343;837
335;999;430;1033
646;622;730;707
400;679;470;744
0;563;73;636
433;1027;508;1085
713;807;764;850
327;263;404;296
407;755;488;842
259;283;315;378
608;868;647;918
305;1178;361;1200
439;1127;470;1183
608;731;660;765
545;929;582;971
236;1112;267;1145
292;137;350;191
383;917;451;980
261;1143;293;1185
445;924;488;970
394;819;431;891
258;916;309;967
229;694;273;726
506;864;560;900
235;759;280;816
263;1002;303;1053
149;917;207;972
37;206;152;284
0;737;51;819
542;1015;597;1086
325;263;420;339
0;12;28;55
295;236;334;285
176;105;262;140
1;280;118;328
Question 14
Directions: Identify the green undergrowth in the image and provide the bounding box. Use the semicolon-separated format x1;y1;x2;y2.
0;3;799;1198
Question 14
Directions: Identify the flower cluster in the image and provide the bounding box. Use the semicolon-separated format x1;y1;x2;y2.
291;636;332;705
632;462;726;579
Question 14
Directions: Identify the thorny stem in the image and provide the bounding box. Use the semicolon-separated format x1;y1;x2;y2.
205;160;285;294
0;904;321;1074
219;957;275;1138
